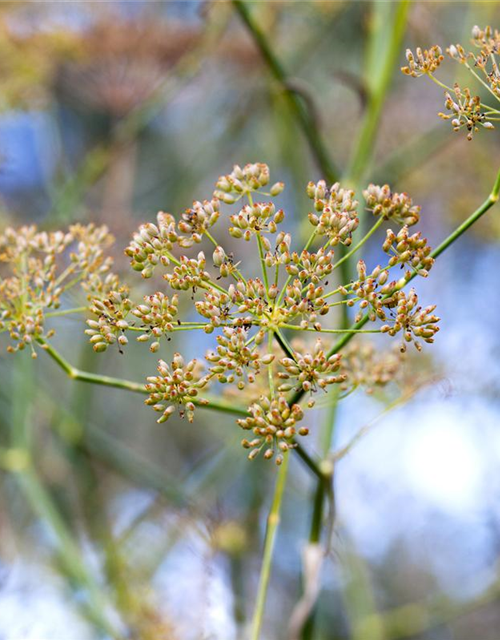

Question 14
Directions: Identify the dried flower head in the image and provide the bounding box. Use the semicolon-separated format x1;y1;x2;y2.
125;212;178;278
214;163;278;204
403;27;500;139
145;354;209;423
277;339;344;392
340;342;405;393
363;185;420;226
439;85;494;140
401;46;444;77
307;181;359;246
238;394;307;463
0;223;113;356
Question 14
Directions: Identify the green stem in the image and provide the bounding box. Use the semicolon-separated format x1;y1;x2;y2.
46;307;88;318
332;217;384;272
250;452;290;640
256;232;271;301
346;0;411;185
267;331;275;394
37;339;247;416
232;0;339;182
276;230;317;307
273;328;296;360
281;324;381;335
37;339;327;480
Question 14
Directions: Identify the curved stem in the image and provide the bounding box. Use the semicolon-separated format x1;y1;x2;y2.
250;452;290;640
46;307;88;318
346;0;411;185
232;1;339;183
36;339;327;480
36;339;247;416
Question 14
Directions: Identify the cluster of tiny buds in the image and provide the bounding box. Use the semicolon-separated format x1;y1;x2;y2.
213;162;284;204
0;161;442;464
145;354;209;423
178;199;220;246
165;253;210;291
471;24;500;49
383;226;434;278
238;394;307;464
380;288;440;351
307;181;359;246
229;202;285;239
285;247;334;284
86;288;132;352
339;342;405;394
439;85;494;140
0;223;113;356
363;185;420;226
350;257;439;345
401;46;444;77
403;26;500;140
277;340;345;392
86;289;180;353
125;212;178;278
132;292;179;352
206;327;274;387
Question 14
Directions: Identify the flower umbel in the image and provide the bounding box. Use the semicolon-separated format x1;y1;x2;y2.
1;163;440;464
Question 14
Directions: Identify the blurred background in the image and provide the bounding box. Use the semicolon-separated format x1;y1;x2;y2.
1;1;500;639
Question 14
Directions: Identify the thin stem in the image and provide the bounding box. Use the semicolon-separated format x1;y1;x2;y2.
332;217;384;272
465;61;500;105
37;338;248;416
293;443;326;482
427;72;454;93
346;0;411;185
232;0;339;183
46;307;88;318
276;230;317;307
429;67;497;113
250;452;290;640
256;232;271;301
273;328;297;360
203;229;219;247
281;324;381;335
267;331;275;394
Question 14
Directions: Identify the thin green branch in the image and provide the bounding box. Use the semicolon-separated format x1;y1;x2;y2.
250;452;290;640
45;307;88;318
346;0;412;185
36;338;328;480
256;232;271;301
232;0;339;182
332;217;384;272
273;328;297;360
37;338;247;416
282;324;381;335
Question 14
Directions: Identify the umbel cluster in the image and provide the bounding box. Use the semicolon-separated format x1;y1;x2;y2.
0;163;439;463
